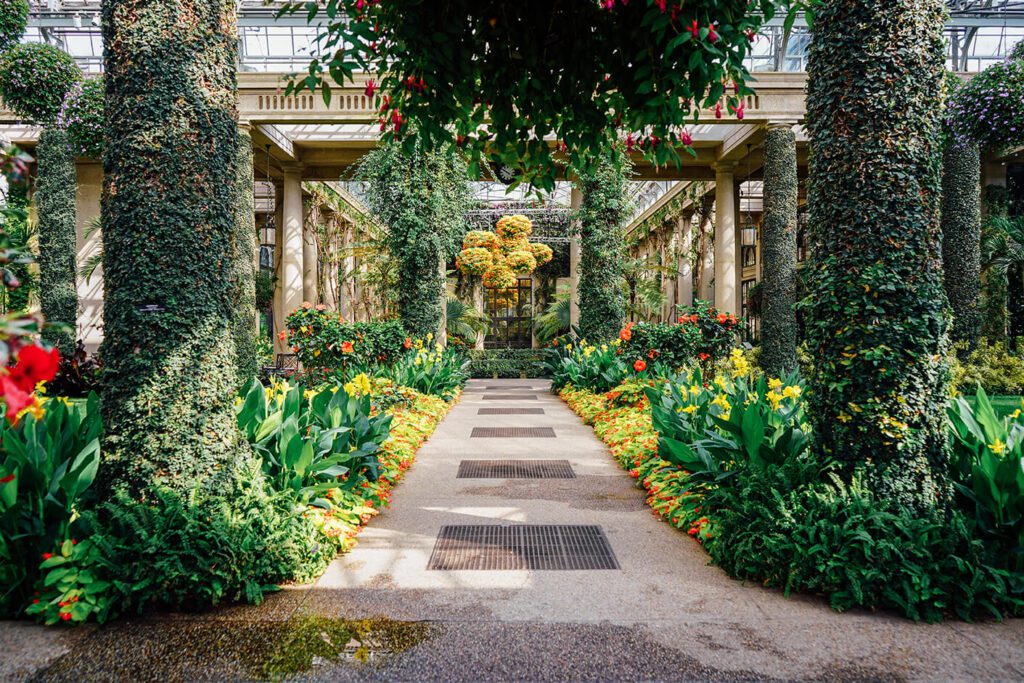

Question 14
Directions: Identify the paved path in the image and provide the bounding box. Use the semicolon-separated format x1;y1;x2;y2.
8;379;1024;681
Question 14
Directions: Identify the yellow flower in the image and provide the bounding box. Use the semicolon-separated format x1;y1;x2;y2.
712;394;731;413
837;411;852;423
600;344;608;352
714;375;727;390
303;389;316;400
768;378;782;390
782;385;801;399
611;339;621;347
689;385;701;395
682;404;699;415
988;439;1007;455
426;332;433;342
1011;409;1022;420
766;390;783;410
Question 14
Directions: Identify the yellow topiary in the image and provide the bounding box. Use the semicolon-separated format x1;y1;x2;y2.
529;242;553;266
482;263;517;289
496;214;533;241
456;247;493;276
505;250;538;274
463;230;499;251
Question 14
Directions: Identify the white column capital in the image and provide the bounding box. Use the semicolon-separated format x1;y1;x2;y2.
765;119;799;131
713;161;737;176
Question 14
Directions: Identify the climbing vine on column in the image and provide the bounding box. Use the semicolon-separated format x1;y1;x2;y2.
35;129;78;357
231;129;258;382
803;0;949;510
940;140;981;349
575;153;630;342
759;125;798;376
99;0;245;496
356;139;472;338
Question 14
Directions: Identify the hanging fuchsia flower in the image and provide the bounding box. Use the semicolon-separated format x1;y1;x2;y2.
364;79;376;98
626;133;635;152
715;102;722;119
689;20;699;39
731;101;745;120
708;24;719;42
680;129;693;146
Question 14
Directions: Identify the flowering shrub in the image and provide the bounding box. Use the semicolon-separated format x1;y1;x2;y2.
26;538;112;625
546;340;631;393
456;215;552;288
366;341;469;401
0;43;81;123
284;305;409;383
949;55;1024;152
56;76;104;159
0;0;28;53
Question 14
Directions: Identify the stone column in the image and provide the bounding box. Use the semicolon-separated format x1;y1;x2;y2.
714;162;739;315
302;191;318;304
677;213;694;310
569;185;582;329
760;123;799;375
281;163;304;323
272;181;286;354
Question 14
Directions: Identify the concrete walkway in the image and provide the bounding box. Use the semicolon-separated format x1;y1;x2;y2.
8;379;1024;681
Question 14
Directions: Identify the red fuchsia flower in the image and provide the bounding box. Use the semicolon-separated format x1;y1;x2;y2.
41;552;53;560
708;24;719;42
689;20;699;39
746;29;756;42
364;79;376;98
680;129;693;146
0;473;13;484
633;360;647;372
730;101;745;120
341;341;355;354
715;102;723;120
60;612;72;621
655;0;666;11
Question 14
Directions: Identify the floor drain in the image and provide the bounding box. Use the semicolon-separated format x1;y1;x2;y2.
481;394;538;400
477;408;545;415
458;459;575;479
427;525;619;570
471;427;555;438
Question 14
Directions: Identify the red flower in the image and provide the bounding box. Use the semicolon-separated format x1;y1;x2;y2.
1;376;35;423
41;552;52;560
620;322;635;342
341;341;355;354
633;360;647;372
9;344;60;393
278;330;287;342
699;353;710;362
60;612;72;621
403;337;412;350
716;313;728;324
364;79;377;98
0;473;13;484
647;349;658;360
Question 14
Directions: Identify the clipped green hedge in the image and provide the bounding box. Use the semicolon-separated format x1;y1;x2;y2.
0;0;28;53
0;43;81;123
576;154;628;343
941;141;982;347
231;129;258;382
99;0;245;497
803;0;949;510
468;348;549;378
760;125;799;376
35;129;78;357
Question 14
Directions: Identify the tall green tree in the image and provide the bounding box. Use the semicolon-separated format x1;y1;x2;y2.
803;0;949;510
99;0;245;497
576;155;629;342
356;139;472;338
35;129;78;357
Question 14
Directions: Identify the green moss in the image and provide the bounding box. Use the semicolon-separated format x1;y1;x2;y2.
232;129;258;383
576;153;629;342
98;0;246;497
760;125;799;376
35;128;78;357
803;0;950;510
941;142;982;348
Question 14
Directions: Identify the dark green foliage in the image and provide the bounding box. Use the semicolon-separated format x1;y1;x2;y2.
950;341;1024;395
0;0;28;53
92;460;329;611
576;154;629;343
231;130;258;383
356;139;472;338
0;394;102;617
0;43;81;124
803;0;950;510
35;129;78;357
941;142;982;348
3;183;32;313
468;348;548;379
98;0;245;497
56;76;105;159
760;125;799;376
981;185;1010;340
705;464;1020;622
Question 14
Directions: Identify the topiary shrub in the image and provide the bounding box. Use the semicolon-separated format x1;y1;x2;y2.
0;43;81;123
760;124;799;376
231;129;258;383
468;348;548;378
803;0;949;511
35;129;78;357
941;140;982;348
576;153;629;342
98;0;246;498
0;0;28;53
56;76;105;159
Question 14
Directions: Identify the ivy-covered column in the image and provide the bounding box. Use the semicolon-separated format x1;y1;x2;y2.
940;141;982;348
804;0;948;510
760;123;799;376
231;126;258;381
35;129;78;357
99;0;244;496
575;156;627;342
981;185;1010;341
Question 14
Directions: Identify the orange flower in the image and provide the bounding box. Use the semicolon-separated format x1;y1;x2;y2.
278;330;287;342
633;359;647;372
698;352;710;361
716;313;728;324
647;349;658;360
620;322;635;342
302;301;313;309
341;341;355;354
404;337;412;350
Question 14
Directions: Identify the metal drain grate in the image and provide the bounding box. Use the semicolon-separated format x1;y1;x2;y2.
427;525;619;570
482;394;538;400
477;407;545;415
471;427;555;438
458;459;575;479
484;386;541;391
